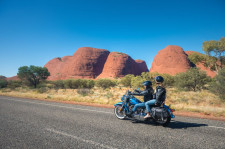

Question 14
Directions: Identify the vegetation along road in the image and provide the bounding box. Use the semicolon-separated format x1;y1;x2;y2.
1;96;225;149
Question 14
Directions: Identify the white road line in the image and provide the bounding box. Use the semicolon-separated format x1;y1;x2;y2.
208;126;225;130
46;128;117;149
2;97;113;114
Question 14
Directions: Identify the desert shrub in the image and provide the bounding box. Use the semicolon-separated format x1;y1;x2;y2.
77;88;91;96
95;79;117;89
175;68;210;91
71;79;82;89
0;79;8;88
7;80;23;89
209;68;225;100
131;76;144;89
160;74;175;87
63;79;95;89
141;72;152;81
120;74;134;87
52;80;65;89
64;79;73;88
37;87;48;93
86;80;95;89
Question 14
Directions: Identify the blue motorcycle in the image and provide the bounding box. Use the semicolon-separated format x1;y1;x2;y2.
114;90;175;126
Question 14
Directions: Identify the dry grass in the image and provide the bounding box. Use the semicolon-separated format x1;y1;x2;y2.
1;86;225;117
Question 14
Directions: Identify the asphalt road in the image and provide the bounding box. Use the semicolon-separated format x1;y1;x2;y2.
1;96;225;149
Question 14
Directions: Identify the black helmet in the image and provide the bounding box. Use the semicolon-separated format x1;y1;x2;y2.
155;76;164;83
142;81;152;86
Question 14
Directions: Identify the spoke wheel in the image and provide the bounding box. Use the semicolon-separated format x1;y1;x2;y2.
114;105;126;120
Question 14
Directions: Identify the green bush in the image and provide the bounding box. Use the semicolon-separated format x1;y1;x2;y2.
7;80;23;89
52;80;65;89
86;80;95;89
175;68;210;91
131;76;144;89
141;72;152;81
96;79;117;89
209;68;225;100
147;72;175;87
63;79;95;89
0;79;8;88
120;74;134;87
160;74;175;87
64;79;73;89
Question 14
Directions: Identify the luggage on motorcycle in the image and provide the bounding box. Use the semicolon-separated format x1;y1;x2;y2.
151;107;168;120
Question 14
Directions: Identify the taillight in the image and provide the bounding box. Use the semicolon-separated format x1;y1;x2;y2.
170;109;175;112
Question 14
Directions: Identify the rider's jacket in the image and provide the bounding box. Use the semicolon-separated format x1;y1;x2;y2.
154;86;166;106
131;87;154;102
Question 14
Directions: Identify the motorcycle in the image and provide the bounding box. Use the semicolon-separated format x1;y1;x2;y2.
114;90;175;126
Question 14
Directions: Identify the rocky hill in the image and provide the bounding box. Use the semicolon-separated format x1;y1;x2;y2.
150;45;216;77
150;45;192;75
44;47;149;80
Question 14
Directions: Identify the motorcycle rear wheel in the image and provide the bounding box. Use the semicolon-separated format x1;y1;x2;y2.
154;114;171;127
114;105;126;120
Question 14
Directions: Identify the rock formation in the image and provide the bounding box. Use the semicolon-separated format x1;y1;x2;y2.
97;52;148;78
44;47;148;80
6;76;20;81
64;47;110;79
150;45;192;75
135;60;149;73
185;51;217;77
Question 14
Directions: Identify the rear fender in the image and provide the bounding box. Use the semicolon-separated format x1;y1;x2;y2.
163;104;175;118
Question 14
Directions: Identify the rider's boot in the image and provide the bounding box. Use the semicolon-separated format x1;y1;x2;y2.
126;111;134;117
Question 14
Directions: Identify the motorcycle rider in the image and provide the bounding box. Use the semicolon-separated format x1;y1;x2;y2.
126;81;154;117
144;76;166;119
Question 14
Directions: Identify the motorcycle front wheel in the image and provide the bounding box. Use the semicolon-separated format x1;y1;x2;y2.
114;105;126;120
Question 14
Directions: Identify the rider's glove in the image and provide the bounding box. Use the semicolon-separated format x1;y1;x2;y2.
134;89;140;93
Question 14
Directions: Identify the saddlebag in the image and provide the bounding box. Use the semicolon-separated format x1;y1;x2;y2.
151;107;168;120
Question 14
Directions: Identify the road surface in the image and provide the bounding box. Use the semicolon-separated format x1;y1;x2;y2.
1;96;225;149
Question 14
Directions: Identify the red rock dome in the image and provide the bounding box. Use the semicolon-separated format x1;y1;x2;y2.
150;45;191;75
44;47;110;80
97;52;136;78
135;60;149;73
45;47;149;80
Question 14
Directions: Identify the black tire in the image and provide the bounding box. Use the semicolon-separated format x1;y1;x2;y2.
114;105;126;120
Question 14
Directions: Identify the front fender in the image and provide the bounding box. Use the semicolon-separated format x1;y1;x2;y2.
114;102;123;107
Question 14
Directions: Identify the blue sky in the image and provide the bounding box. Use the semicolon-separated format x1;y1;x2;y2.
0;0;225;77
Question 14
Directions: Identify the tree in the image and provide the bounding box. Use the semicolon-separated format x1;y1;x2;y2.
175;68;210;91
203;37;225;73
188;52;205;65
209;68;225;100
17;65;50;88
